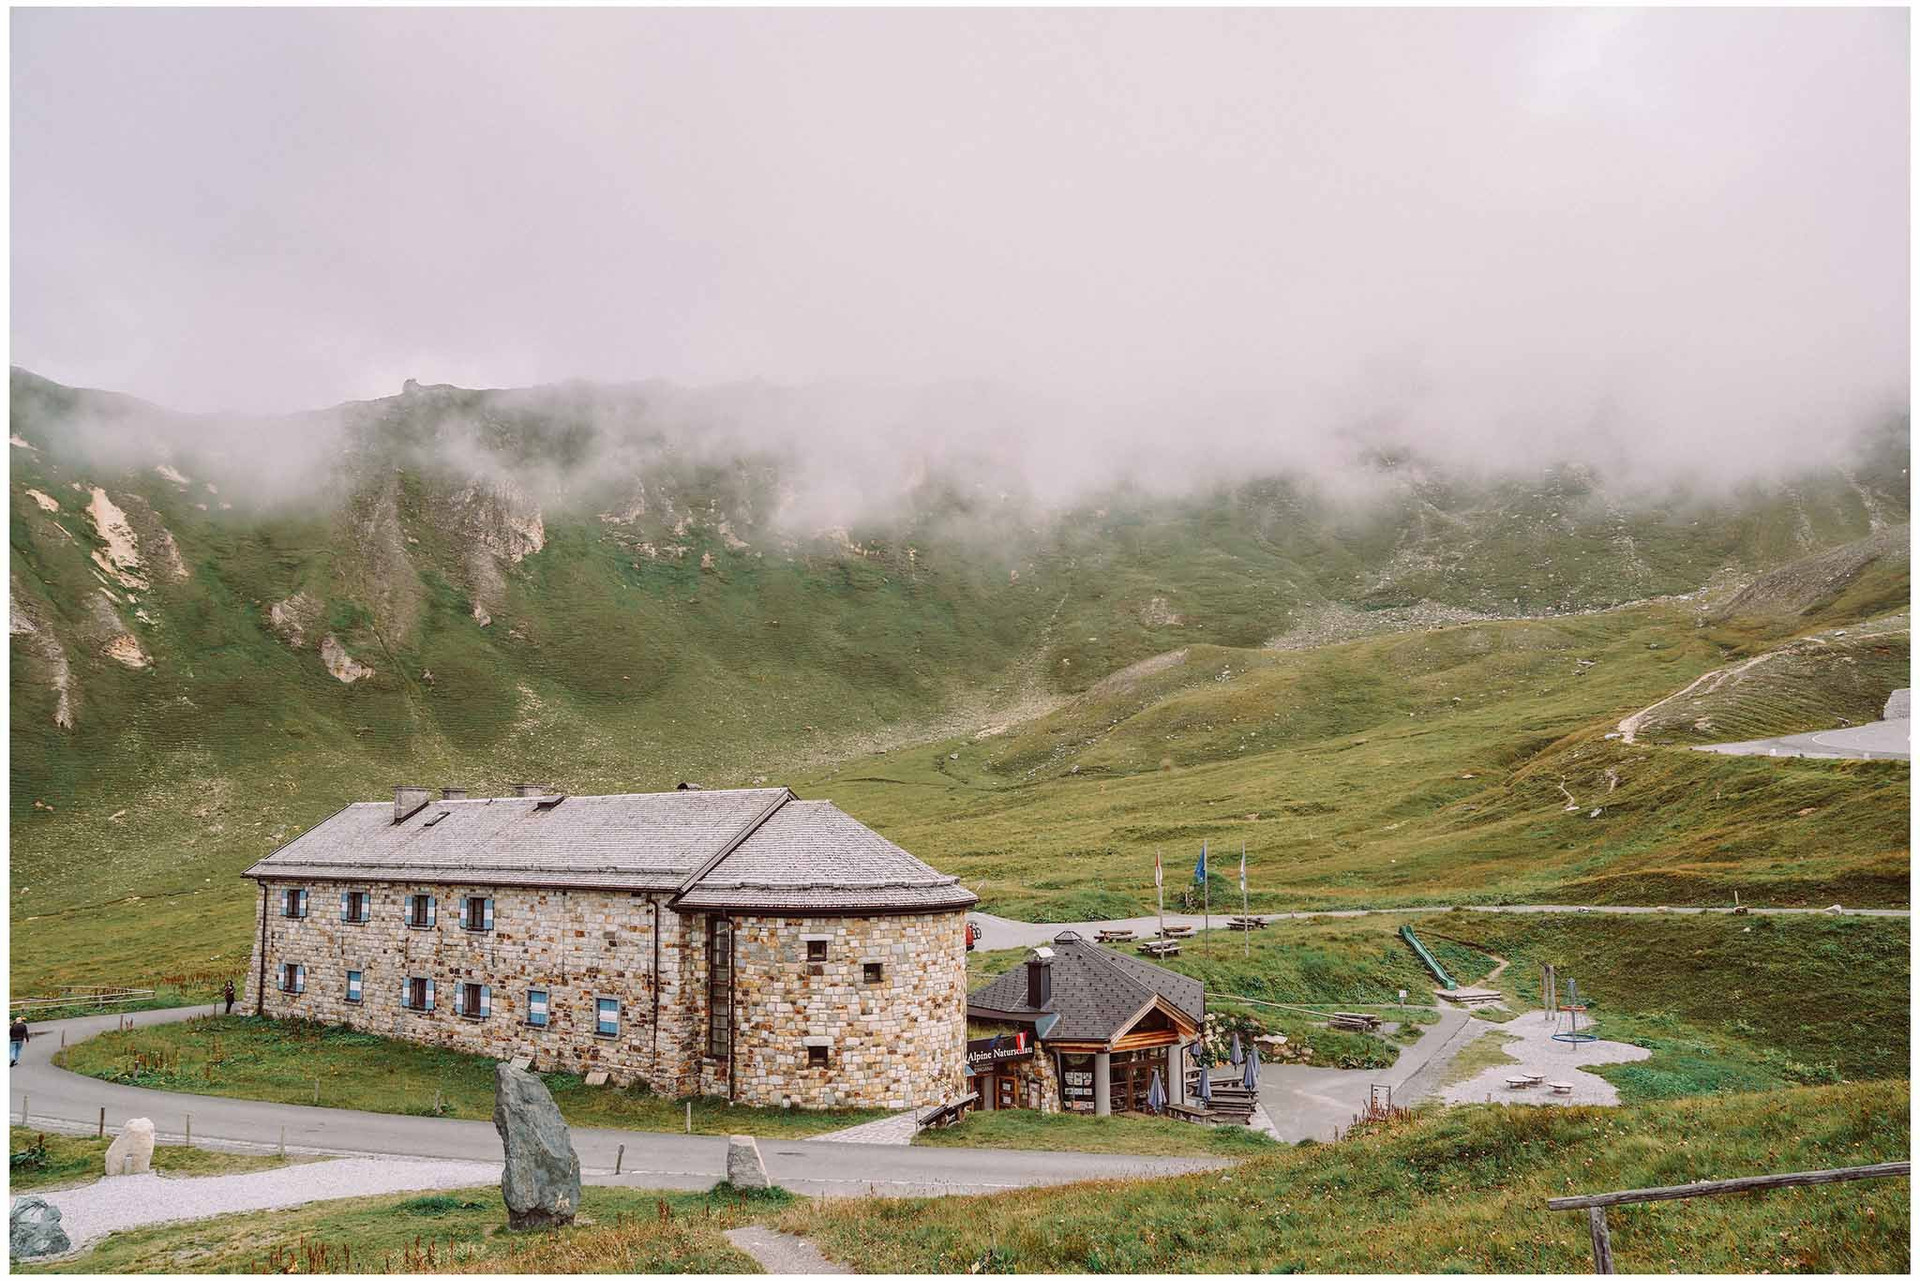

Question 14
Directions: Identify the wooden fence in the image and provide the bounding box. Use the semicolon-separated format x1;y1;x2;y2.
1548;1160;1910;1273
9;986;157;1015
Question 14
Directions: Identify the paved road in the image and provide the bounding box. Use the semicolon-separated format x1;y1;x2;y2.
1692;716;1911;761
7;1006;1225;1198
968;902;1909;951
1249;1006;1484;1143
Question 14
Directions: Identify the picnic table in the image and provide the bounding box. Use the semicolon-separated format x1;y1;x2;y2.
1160;924;1195;938
1227;915;1268;931
917;1092;978;1130
1327;1011;1382;1032
1137;939;1181;958
1094;928;1135;943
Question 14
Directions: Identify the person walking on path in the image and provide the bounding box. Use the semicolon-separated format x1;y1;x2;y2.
9;1018;29;1066
223;979;236;1016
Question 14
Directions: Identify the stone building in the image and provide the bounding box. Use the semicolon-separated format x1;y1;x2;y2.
966;931;1203;1115
242;785;975;1109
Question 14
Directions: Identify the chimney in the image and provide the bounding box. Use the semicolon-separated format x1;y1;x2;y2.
1026;946;1053;1009
510;783;549;798
393;786;432;824
441;787;468;801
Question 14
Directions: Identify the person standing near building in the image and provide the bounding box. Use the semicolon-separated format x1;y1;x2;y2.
8;1018;28;1066
222;979;236;1016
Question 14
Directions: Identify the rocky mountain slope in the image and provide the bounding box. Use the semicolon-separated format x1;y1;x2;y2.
8;367;1909;990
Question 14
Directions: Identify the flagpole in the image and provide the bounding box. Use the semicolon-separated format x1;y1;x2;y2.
1241;841;1249;959
1155;849;1165;942
1202;840;1209;953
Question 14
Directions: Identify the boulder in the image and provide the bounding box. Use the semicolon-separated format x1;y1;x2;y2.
10;1195;70;1259
104;1117;155;1176
493;1062;581;1230
726;1133;771;1190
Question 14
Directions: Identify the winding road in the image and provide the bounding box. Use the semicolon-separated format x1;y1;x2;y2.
8;1006;1227;1200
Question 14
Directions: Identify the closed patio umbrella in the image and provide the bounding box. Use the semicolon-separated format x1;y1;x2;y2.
1229;1032;1243;1066
1196;1062;1214;1107
1147;1068;1167;1115
1242;1038;1261;1091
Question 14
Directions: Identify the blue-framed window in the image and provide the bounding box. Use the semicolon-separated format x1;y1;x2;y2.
527;988;549;1028
595;997;619;1038
282;887;309;918
345;969;363;1003
279;963;305;994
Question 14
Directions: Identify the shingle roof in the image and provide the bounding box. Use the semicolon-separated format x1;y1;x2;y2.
244;787;976;915
968;931;1204;1044
674;800;976;913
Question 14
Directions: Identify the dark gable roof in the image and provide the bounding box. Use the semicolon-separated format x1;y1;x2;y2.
245;788;976;915
968;931;1204;1044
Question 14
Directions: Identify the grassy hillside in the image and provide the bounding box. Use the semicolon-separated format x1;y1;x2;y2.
781;1081;1910;1272
10;369;1910;996
1429;911;1911;1093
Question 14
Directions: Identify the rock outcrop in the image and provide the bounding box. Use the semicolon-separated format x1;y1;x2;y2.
9;1195;70;1259
493;1063;581;1230
104;1117;155;1176
320;635;375;683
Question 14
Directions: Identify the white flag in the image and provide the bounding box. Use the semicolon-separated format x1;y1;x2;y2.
1239;845;1247;893
1154;849;1163;889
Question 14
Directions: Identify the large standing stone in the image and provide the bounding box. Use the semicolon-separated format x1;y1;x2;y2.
10;1195;70;1259
493;1062;581;1230
104;1117;155;1176
726;1134;771;1189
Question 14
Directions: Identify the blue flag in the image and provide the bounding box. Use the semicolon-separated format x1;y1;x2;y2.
1194;840;1208;882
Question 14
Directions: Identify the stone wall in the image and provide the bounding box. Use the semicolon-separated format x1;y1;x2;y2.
245;881;681;1087
243;880;970;1110
727;910;968;1109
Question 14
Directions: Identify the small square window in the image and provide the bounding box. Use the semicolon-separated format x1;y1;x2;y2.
596;997;620;1038
527;988;549;1028
863;962;884;984
806;939;828;962
807;1044;829;1067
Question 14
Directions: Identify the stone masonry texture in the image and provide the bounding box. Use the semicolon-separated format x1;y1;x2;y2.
245;883;968;1109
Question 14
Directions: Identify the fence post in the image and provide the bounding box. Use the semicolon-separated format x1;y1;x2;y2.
98;1106;106;1138
1587;1207;1614;1274
19;1095;26;1126
278;1126;286;1159
615;1143;625;1175
685;1100;692;1133
185;1113;192;1148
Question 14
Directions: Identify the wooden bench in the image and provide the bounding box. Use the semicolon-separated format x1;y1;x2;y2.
1094;929;1135;943
1505;1076;1534;1090
1227;916;1267;931
1327;1011;1382;1032
917;1092;978;1130
1548;1081;1575;1096
1137;940;1181;957
1160;924;1195;938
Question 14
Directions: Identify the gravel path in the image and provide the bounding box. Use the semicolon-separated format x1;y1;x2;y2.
1437;1013;1649;1107
724;1225;850;1274
812;1113;921;1145
37;1156;503;1253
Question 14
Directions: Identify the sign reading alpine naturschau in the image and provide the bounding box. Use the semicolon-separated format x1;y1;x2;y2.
966;1030;1034;1068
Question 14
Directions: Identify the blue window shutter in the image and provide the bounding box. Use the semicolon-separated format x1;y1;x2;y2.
458;897;469;930
426;896;437;929
341;892;350;922
480;985;491;1018
294;965;305;994
298;889;308;917
483;898;494;931
425;978;435;1011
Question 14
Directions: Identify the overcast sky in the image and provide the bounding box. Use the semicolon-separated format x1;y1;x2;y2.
9;6;1908;473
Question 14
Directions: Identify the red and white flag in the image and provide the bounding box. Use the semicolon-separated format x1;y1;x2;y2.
1154;850;1163;889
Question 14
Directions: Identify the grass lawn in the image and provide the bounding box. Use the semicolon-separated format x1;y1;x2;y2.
783;1080;1912;1273
911;1109;1278;1158
55;1016;886;1139
7;1126;302;1193
1427;911;1912;1100
15;1184;786;1275
1439;1029;1521;1087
